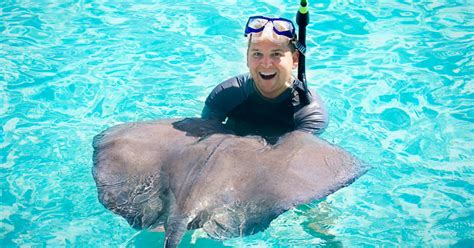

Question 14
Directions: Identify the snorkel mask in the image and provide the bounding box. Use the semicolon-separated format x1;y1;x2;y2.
244;16;306;54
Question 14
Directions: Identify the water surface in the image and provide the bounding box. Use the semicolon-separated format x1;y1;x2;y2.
1;0;473;246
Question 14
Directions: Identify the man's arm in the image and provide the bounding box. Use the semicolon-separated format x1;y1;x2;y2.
201;104;225;121
294;91;329;134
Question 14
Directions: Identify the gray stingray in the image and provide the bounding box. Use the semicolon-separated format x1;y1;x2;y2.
92;118;368;247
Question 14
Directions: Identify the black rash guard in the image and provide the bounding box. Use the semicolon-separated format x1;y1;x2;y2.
201;73;329;138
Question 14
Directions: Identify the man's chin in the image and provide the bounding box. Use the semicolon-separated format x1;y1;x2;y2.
256;81;274;90
255;84;277;97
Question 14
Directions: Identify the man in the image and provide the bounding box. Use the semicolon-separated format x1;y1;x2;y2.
202;16;328;141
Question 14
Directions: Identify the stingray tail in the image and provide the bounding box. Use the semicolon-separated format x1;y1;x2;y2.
163;214;187;248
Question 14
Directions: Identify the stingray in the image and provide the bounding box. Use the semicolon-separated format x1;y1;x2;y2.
92;118;368;247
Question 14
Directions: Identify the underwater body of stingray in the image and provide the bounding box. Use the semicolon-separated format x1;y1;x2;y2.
92;118;368;247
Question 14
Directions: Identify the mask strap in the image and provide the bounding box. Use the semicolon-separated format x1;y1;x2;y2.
293;40;306;55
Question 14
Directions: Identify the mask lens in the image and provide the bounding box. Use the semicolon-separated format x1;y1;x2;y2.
273;20;293;32
248;18;268;30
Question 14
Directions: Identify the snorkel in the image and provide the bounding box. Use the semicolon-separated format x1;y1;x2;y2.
296;0;309;90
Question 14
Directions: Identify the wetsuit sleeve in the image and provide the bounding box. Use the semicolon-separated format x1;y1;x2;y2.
201;74;252;122
294;91;329;134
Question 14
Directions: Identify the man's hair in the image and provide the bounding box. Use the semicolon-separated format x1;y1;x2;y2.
288;41;297;53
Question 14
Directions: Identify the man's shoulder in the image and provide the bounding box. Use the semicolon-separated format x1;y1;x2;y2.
291;79;324;103
218;73;253;89
204;73;254;112
209;73;254;98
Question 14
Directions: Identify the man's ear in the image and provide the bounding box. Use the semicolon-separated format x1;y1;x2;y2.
292;51;299;69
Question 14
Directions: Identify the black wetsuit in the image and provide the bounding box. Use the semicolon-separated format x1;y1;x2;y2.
201;73;328;139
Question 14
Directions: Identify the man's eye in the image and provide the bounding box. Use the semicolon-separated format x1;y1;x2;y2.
252;52;263;58
272;52;283;57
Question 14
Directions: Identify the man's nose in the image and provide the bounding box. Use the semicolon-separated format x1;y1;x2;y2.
261;55;273;68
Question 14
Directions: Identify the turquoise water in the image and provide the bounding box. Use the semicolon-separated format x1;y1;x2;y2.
1;0;473;246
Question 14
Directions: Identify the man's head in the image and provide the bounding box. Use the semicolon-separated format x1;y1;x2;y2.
244;16;300;99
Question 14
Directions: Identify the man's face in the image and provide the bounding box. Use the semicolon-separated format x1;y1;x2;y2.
247;39;298;99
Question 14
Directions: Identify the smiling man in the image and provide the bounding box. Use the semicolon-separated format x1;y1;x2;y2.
202;16;328;141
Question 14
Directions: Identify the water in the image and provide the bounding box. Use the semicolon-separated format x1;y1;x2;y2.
1;0;472;246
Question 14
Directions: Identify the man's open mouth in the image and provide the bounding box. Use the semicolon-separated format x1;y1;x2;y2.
259;72;277;80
